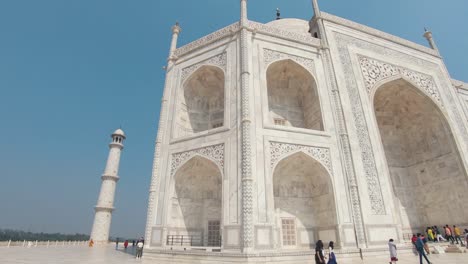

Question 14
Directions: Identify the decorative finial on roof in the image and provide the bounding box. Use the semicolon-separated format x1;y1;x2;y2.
312;0;321;18
423;27;439;53
276;8;281;20
172;21;181;34
240;0;248;25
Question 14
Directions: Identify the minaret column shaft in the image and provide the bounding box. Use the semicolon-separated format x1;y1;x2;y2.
103;146;122;176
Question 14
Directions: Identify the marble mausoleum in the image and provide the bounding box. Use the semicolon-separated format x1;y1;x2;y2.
143;1;468;262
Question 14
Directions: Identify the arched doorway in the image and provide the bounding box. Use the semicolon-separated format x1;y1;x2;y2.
266;60;323;130
176;66;225;137
168;156;222;247
374;79;468;232
273;152;337;249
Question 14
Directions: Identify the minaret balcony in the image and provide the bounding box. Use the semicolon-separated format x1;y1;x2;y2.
101;174;120;181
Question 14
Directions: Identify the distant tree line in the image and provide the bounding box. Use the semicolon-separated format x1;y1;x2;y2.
0;229;89;241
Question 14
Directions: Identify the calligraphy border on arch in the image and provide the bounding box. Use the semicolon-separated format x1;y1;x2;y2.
334;31;468;215
170;144;224;177
180;52;227;83
269;141;332;174
358;55;443;107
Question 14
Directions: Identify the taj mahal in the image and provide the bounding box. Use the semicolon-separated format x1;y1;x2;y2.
87;0;468;263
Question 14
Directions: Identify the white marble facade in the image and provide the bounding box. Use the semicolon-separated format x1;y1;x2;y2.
143;2;468;262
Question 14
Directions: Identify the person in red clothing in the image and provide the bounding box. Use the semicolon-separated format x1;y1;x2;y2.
124;240;129;249
411;234;418;256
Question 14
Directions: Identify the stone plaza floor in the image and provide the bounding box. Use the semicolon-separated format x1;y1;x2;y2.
1;245;468;264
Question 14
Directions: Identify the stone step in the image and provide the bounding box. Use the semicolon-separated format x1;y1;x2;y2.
444;244;464;253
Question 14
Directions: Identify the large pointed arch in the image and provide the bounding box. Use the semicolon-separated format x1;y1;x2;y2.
272;151;337;249
266;59;323;130
167;155;223;247
176;65;225;137
373;78;468;234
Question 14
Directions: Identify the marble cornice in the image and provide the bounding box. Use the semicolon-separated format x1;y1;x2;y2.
174;22;240;58
174;20;322;58
453;79;468;92
321;12;440;58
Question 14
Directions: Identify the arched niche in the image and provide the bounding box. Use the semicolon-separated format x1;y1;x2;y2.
176;66;225;137
374;78;468;232
168;155;222;247
273;151;336;248
266;60;323;130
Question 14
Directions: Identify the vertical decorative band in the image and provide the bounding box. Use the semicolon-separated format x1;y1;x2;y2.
240;0;254;250
321;49;367;245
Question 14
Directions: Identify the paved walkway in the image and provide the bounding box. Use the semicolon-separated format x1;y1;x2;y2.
0;245;467;263
0;245;140;264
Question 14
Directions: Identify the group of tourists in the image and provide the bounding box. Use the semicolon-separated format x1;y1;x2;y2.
394;224;468;264
425;225;466;245
88;237;145;259
113;237;144;258
314;240;337;264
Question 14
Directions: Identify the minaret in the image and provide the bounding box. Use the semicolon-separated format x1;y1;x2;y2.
90;128;126;244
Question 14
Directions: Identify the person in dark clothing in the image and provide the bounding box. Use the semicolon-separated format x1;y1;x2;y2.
315;240;325;264
416;234;431;264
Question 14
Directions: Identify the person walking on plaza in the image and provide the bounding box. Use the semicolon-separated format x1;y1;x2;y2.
88;239;94;247
464;229;468;249
314;240;325;264
327;241;337;264
388;238;398;264
124;240;129;249
136;238;144;259
416;234;432;264
445;225;454;244
453;225;464;246
115;238;119;250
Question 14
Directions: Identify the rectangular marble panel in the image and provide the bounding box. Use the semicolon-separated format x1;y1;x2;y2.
367;226;398;245
255;226;272;247
318;229;336;243
225;227;240;247
151;228;162;246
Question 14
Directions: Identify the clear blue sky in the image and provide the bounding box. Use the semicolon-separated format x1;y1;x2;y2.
0;1;466;239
